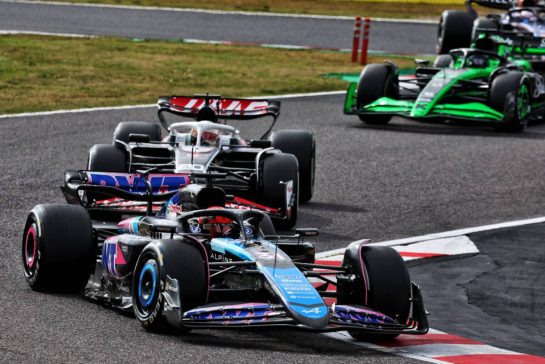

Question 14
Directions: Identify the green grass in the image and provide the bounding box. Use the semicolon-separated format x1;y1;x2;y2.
0;35;419;114
44;0;467;19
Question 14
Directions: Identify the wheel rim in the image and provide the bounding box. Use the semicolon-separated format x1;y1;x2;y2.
137;260;158;313
437;18;445;51
517;84;530;123
23;224;38;275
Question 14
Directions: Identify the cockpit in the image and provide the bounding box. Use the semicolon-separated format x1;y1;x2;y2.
183;210;268;241
449;49;506;69
506;7;545;36
507;8;545;24
170;121;238;149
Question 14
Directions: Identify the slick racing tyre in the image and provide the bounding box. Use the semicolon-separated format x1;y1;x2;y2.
433;54;453;68
338;244;411;341
257;153;299;230
489;71;529;133
269;130;315;203
133;239;208;333
437;10;475;54
86;144;128;204
472;18;498;44
22;204;94;292
87;144;127;172
113;121;162;144
356;64;398;125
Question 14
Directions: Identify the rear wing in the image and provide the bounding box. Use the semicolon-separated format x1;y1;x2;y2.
467;0;512;10
158;94;280;127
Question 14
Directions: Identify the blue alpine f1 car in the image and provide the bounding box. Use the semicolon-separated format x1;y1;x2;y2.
22;180;428;338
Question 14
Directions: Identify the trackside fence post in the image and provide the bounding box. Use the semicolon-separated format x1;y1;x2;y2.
352;16;362;63
361;17;371;65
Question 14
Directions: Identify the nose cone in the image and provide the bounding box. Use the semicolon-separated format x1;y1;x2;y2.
288;301;330;329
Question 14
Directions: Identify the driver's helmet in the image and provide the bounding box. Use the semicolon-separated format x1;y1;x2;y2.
518;9;537;22
201;129;219;146
189;128;198;145
466;54;488;68
199;214;237;238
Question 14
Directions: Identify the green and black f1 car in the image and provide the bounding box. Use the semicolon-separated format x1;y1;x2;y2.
344;47;545;132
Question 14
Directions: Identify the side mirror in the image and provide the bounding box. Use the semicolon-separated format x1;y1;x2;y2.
296;228;319;237
129;133;151;143
414;59;430;67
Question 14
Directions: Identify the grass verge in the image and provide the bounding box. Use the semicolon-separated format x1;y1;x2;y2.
43;0;466;19
0;35;419;114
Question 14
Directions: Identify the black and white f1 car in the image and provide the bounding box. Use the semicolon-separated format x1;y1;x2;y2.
437;0;545;54
82;94;315;230
22;183;428;337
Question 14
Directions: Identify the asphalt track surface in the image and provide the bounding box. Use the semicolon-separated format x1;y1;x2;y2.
2;94;545;361
0;0;438;54
410;224;545;358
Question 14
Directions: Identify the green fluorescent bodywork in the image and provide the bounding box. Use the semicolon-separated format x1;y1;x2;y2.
365;97;503;120
410;68;492;118
344;65;506;122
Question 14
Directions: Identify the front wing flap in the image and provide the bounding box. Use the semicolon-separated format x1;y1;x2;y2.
359;97;505;122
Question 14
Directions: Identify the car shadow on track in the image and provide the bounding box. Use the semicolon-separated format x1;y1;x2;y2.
349;119;545;139
179;328;381;357
301;201;367;214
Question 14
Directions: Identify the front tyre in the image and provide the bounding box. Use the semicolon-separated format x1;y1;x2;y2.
489;72;529;133
258;153;299;230
133;239;208;333
113;121;162;144
269;130;315;203
356;64;398;125
22;204;94;292
338;244;411;341
87;144;127;172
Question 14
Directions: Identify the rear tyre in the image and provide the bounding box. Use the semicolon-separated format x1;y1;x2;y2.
472;18;498;43
437;10;475;54
258;153;299;230
356;64;398;125
22;204;94;292
338;244;411;341
113;121;162;144
489;72;529;133
133;239;208;333
269;130;315;203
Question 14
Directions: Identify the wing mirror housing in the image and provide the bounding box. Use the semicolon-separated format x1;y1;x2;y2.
296;228;319;237
414;59;430;67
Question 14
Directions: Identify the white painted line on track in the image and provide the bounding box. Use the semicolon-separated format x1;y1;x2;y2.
0;30;96;37
0;91;346;119
0;104;155;119
316;215;545;259
2;32;417;56
0;0;438;24
324;332;448;364
324;330;545;364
